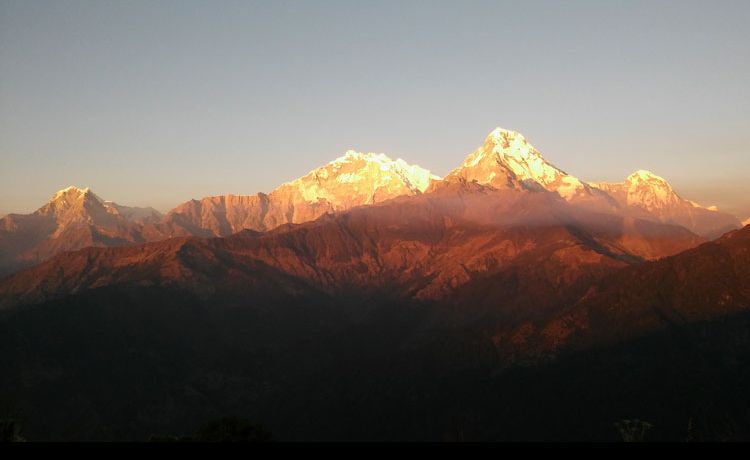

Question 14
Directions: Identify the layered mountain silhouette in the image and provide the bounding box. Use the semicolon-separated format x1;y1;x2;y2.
0;184;705;310
1;127;749;441
0;128;740;277
485;224;750;362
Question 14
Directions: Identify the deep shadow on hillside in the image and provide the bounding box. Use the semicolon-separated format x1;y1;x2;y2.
1;285;750;442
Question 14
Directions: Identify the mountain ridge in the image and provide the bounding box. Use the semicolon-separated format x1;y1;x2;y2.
158;150;439;238
528;224;750;356
0;127;740;275
0;185;705;310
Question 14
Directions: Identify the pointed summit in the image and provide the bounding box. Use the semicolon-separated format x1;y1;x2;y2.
486;127;530;146
40;186;110;222
445;127;593;200
0;186;159;275
42;186;161;224
486;127;528;143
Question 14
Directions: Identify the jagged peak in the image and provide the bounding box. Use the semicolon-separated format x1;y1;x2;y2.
334;150;400;168
50;186;103;204
31;185;126;228
457;127;542;171
449;126;589;200
282;150;439;195
333;150;439;178
53;185;90;197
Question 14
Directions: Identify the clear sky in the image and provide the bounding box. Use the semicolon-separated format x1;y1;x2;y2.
1;0;749;218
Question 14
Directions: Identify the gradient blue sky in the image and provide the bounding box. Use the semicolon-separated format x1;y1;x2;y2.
1;0;749;217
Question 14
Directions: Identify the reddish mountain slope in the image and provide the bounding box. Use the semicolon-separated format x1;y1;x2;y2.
0;185;704;310
4;127;732;277
159;151;438;237
0;187;160;276
507;224;750;358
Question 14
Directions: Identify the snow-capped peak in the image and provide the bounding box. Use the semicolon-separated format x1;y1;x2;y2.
31;185;131;230
37;186;162;225
49;185;104;206
487;127;528;145
592;171;742;237
53;185;91;199
447;127;589;199
274;150;439;209
619;170;683;212
297;150;439;193
595;169;722;213
627;169;669;185
743;217;750;227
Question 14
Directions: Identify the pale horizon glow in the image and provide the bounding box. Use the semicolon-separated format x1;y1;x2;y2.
1;0;749;218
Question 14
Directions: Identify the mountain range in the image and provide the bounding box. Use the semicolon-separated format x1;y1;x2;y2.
1;127;748;441
0;128;741;276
